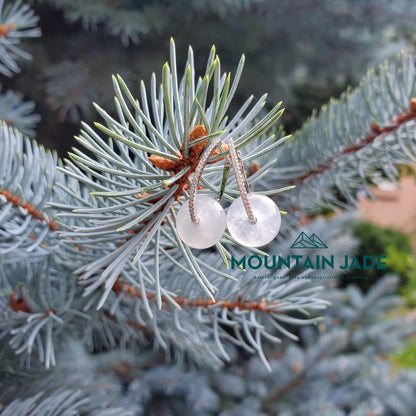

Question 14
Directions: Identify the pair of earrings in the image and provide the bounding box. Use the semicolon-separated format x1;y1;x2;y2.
176;137;281;249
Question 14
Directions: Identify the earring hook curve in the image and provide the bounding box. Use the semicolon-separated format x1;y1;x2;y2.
226;137;257;225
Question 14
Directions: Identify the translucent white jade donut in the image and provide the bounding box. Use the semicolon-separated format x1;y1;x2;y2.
176;195;227;249
226;193;281;247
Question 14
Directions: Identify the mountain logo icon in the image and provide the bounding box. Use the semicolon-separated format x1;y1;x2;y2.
290;232;328;249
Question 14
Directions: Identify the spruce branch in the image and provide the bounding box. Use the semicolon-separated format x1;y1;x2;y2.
5;37;416;374
2;272;413;415
38;0;149;46
3;4;416;408
43;48;133;122
54;38;289;311
0;390;90;416
38;0;263;46
262;275;416;413
0;88;39;137
0;0;40;77
278;52;416;215
75;240;331;369
0;122;59;261
0;42;326;369
0;259;85;369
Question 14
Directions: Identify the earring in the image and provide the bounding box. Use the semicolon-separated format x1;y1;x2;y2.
176;137;227;249
226;137;281;248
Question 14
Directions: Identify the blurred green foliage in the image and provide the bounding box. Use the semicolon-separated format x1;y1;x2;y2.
393;337;416;369
352;222;416;370
386;245;416;305
346;221;414;292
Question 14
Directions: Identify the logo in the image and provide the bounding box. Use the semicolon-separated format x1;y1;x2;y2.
230;229;387;273
290;232;328;249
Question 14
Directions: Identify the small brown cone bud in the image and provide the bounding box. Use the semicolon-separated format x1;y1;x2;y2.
409;98;416;113
291;362;303;372
247;163;260;177
0;23;16;38
189;125;207;142
0;25;7;37
49;222;59;231
112;277;124;294
9;288;32;313
148;155;180;172
188;125;208;158
370;123;381;134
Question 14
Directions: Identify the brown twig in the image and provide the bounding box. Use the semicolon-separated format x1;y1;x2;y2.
0;189;59;231
293;98;416;183
112;277;277;313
